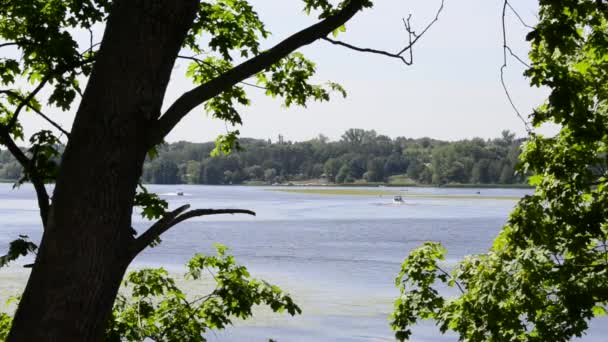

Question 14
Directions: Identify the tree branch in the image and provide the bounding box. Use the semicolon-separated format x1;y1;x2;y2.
131;205;255;256
6;78;50;130
150;0;368;146
321;0;444;65
0;128;50;226
0;42;18;49
436;264;465;294
0;90;71;137
501;0;532;133
176;55;268;90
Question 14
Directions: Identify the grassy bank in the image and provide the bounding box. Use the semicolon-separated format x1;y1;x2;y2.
271;188;399;196
269;188;521;200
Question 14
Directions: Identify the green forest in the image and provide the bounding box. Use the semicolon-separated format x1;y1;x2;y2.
143;128;524;185
0;129;525;186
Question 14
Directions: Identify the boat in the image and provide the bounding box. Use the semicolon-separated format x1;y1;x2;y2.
393;195;404;204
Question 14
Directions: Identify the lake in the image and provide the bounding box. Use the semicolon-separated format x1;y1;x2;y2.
0;184;605;341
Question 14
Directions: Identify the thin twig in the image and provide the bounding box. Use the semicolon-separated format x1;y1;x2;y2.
322;0;444;66
501;0;532;133
7;78;50;130
0;90;71;137
437;265;465;294
506;2;534;29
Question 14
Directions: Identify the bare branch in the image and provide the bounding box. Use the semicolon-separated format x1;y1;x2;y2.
322;0;444;65
504;46;530;68
151;0;369;146
170;208;256;227
501;0;532;133
322;38;413;65
0;42;19;49
506;2;534;29
131;205;255;256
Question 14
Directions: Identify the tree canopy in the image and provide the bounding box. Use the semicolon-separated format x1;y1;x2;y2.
0;129;525;186
391;1;608;340
137;130;524;186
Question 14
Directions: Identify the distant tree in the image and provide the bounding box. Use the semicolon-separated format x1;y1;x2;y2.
151;160;180;184
470;159;490;184
323;158;341;182
184;160;201;184
446;161;466;183
366;157;386;182
263;168;277;183
418;166;433;184
384;153;408;176
335;164;353;184
341;128;366;146
0;162;21;180
498;163;513;184
201;162;223;185
244;165;264;180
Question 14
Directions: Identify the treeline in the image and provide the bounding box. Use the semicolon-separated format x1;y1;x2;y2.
140;129;525;186
0;129;525;185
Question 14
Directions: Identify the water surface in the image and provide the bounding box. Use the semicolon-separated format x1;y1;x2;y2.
0;184;604;341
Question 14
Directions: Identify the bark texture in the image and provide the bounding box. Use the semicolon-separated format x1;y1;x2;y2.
7;1;198;341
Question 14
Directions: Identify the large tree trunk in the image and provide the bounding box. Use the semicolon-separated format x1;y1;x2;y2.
8;1;198;341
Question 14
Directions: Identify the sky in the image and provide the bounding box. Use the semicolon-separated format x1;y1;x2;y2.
16;0;550;143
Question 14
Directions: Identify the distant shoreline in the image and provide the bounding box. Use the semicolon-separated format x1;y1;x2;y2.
0;180;532;189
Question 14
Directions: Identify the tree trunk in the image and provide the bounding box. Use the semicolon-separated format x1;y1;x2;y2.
7;1;198;341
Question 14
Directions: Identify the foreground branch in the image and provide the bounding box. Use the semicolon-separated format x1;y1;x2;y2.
176;55;268;90
151;0;368;146
0;90;71;137
0;128;50;226
131;205;256;256
6;78;50;130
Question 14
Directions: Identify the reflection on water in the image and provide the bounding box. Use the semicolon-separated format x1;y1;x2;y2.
0;184;605;341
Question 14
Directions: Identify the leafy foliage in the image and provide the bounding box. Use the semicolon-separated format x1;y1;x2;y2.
106;245;301;341
391;1;608;340
303;0;373;19
210;130;242;157
16;130;60;186
0;235;36;268
0;312;11;341
391;242;450;341
0;246;300;341
256;52;347;107
133;184;168;220
184;0;269;59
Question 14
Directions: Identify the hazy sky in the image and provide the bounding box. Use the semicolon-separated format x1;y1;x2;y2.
18;0;548;143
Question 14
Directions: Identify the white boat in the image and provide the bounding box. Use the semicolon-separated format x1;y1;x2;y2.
393;195;404;204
